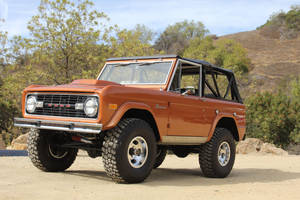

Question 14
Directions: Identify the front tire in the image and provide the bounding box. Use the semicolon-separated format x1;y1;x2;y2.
27;129;78;172
102;118;157;183
199;128;236;178
153;146;167;169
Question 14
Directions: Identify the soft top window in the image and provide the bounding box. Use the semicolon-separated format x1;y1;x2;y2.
203;68;239;102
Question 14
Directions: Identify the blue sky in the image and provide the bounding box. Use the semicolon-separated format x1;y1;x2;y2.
0;0;300;38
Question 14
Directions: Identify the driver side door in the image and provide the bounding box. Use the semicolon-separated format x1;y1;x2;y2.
167;61;211;137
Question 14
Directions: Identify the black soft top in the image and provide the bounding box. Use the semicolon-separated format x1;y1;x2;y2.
106;55;234;76
107;55;243;103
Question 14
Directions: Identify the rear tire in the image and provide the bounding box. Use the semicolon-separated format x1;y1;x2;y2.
27;129;77;172
199;128;235;178
102;118;157;183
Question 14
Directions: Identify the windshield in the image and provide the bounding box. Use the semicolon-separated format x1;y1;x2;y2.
98;61;173;84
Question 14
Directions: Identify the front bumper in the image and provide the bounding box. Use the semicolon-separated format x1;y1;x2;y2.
14;118;102;134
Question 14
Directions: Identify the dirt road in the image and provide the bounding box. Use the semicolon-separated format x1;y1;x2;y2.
1;154;300;200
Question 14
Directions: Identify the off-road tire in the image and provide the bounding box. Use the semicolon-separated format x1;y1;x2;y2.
102;118;157;183
199;128;235;178
153;147;167;169
28;129;78;172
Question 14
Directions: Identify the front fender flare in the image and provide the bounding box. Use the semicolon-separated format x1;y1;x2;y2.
104;102;155;130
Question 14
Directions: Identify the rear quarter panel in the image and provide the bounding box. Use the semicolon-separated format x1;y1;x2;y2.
202;97;246;141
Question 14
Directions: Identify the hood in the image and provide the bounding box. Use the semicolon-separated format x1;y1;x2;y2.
24;79;122;93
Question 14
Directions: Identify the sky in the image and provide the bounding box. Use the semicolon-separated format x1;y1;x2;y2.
0;0;300;38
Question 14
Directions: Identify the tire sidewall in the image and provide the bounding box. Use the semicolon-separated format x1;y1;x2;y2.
212;130;236;177
29;129;77;172
153;147;167;169
116;120;157;182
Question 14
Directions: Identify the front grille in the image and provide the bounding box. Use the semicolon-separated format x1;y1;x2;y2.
27;94;98;118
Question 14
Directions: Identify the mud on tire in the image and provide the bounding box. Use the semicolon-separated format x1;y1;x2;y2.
199;127;236;178
28;129;78;172
102;118;157;183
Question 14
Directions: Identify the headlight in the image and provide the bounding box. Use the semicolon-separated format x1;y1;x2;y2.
84;97;98;117
26;96;37;113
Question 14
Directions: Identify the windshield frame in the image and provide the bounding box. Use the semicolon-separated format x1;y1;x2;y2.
97;60;175;85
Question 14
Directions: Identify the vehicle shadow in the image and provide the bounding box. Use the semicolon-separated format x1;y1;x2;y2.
65;167;300;186
146;168;300;186
65;170;112;182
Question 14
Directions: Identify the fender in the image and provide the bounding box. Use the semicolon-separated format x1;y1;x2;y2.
104;101;156;130
206;112;244;142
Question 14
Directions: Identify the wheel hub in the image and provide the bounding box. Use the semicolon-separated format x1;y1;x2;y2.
127;136;148;168
217;141;231;167
48;145;68;159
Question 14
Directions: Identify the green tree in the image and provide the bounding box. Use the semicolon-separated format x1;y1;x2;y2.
184;37;250;77
291;77;300;99
134;24;155;44
108;26;159;57
27;0;110;84
183;36;215;61
289;77;300;143
0;19;8;68
258;5;300;39
154;20;208;55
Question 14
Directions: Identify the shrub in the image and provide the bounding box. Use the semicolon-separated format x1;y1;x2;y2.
246;92;295;147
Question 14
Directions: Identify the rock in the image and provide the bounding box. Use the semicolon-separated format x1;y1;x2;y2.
0;137;6;150
236;138;288;156
260;143;288;156
6;133;28;150
286;144;300;155
236;138;263;154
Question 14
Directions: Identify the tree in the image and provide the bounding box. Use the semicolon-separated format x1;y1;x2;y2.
27;0;110;84
0;19;8;68
183;36;215;61
257;5;300;39
212;39;250;76
184;37;250;77
154;20;208;55
134;24;155;44
108;26;159;57
289;77;300;143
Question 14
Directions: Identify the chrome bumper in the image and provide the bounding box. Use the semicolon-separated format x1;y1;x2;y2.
14;118;102;134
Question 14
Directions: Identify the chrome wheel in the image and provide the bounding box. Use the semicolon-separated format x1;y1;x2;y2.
49;145;68;159
127;136;148;168
218;141;231;167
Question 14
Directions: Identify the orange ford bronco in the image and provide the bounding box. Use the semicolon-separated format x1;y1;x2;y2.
14;55;245;183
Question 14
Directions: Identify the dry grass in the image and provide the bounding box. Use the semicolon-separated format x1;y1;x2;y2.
220;30;300;95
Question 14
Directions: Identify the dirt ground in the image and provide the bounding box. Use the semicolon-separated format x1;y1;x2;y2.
0;154;300;200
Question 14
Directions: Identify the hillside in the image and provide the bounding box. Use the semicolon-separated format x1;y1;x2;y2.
220;30;300;96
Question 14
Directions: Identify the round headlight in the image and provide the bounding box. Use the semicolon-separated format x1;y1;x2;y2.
84;98;98;117
26;96;37;113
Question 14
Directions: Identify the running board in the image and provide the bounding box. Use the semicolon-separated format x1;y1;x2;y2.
159;136;208;145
